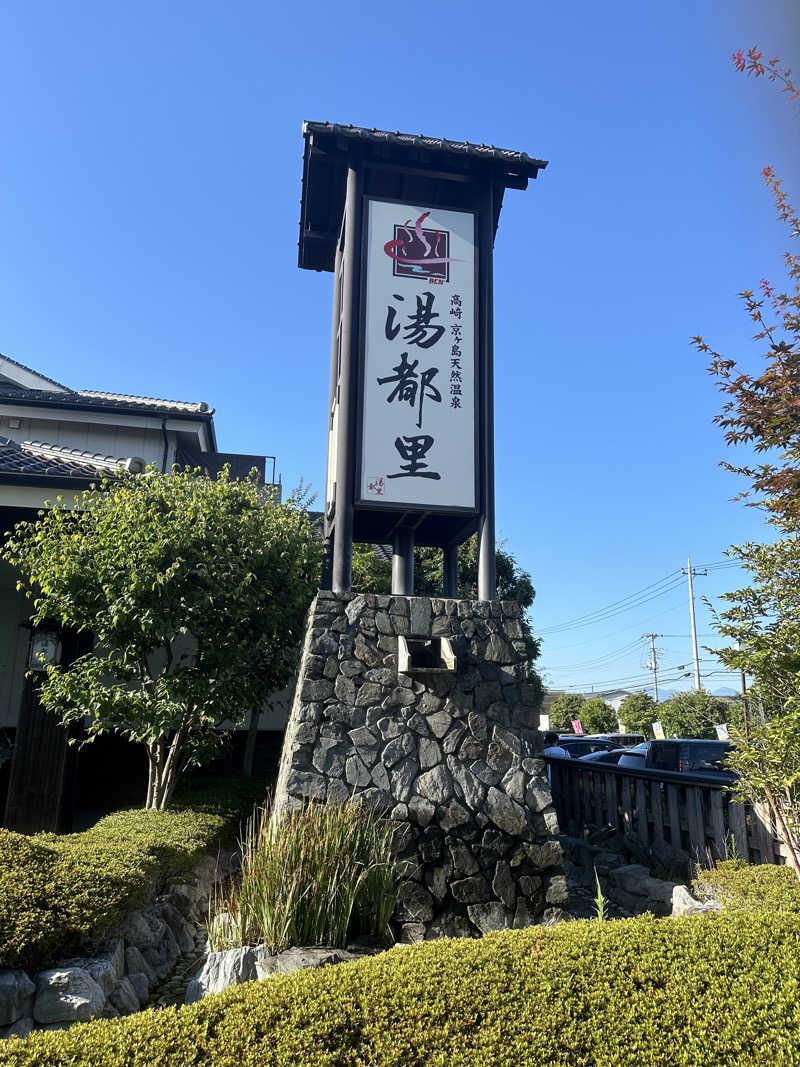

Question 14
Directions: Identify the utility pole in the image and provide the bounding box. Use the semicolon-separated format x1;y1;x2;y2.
642;633;661;702
682;557;707;691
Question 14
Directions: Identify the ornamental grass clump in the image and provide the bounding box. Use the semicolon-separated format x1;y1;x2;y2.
207;799;399;954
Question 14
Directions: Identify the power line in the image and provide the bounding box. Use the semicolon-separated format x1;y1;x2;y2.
538;574;685;635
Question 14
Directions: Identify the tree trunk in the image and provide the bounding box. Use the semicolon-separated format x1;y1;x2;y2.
765;787;800;882
242;707;260;777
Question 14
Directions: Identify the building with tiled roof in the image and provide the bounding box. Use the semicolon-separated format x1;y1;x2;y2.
0;352;276;832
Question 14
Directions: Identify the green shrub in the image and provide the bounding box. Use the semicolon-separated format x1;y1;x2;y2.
694;859;800;914
208;800;398;953
0;912;798;1065
0;778;266;971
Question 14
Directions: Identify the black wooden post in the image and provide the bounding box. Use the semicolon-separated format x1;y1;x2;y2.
392;528;415;595
478;179;496;601
443;543;459;598
331;165;362;594
321;215;345;591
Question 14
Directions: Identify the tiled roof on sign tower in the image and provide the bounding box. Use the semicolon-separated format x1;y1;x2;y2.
298;121;548;272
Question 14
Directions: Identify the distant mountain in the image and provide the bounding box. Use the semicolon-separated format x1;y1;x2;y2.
712;687;738;697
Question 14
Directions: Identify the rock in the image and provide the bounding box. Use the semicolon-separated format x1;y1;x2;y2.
409;599;432;635
418;736;442;770
425;866;449;903
125;946;156;986
33;968;106;1025
486;741;513;775
128;973;150;1004
334;674;357;705
439;799;471;831
345;595;367;623
416;765;453;805
313;738;347;777
383;732;416;767
492;861;516;908
0;971;35;1027
109;976;140;1015
256;947;363;981
400;924;426;944
484;635;513;662
427;710;452;739
408;796;435;827
371;761;391;791
518;875;542;898
451;876;492;904
671;885;721;917
449;841;480;878
418;826;444;863
286;770;327;800
541;907;570;927
467;902;511;934
355;683;385;707
447;757;484;809
185;946;263;1003
0;1016;33;1040
349;726;380;757
120;910;162;950
425;914;474;940
486;787;529;837
501;768;526;805
513;898;539;929
345;754;372;787
470;759;501;786
395;882;435;923
391;757;419;802
544;874;569;906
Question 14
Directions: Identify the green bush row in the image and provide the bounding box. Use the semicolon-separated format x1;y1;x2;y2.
1;911;798;1066
694;859;800;914
0;777;266;971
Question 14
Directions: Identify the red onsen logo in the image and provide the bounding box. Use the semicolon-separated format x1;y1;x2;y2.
384;211;454;282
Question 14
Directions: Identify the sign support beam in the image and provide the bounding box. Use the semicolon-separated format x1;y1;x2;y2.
331;165;362;594
478;179;496;601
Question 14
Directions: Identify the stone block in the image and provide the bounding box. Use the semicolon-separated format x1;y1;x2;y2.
467;902;511;934
128;973;150;1004
33;968;106;1025
109;976;140;1015
486;788;529;838
416;765;452;805
0;971;35;1027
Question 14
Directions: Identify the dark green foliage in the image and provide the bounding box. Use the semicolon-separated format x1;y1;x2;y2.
1;913;798;1065
618;691;658;735
0;778;265;971
658;689;745;740
1;469;318;807
694;860;800;914
578;698;617;734
547;692;585;730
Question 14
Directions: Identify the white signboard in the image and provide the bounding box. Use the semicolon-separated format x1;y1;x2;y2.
359;199;476;510
715;723;729;741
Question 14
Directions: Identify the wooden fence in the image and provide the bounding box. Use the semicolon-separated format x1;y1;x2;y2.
544;755;788;867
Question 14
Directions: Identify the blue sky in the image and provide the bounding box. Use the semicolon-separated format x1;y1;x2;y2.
2;0;797;698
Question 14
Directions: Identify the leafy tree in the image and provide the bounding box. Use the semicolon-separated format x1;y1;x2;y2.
547;693;585;732
694;50;800;879
725;704;800;879
578;698;617;735
657;689;740;740
618;692;659;736
2;468;319;809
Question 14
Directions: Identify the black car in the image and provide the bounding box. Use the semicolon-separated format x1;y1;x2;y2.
647;739;735;782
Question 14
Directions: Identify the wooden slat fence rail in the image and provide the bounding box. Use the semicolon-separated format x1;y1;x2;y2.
544;755;787;868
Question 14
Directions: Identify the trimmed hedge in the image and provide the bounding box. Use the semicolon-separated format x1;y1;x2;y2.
694;860;800;915
0;777;265;971
1;912;798;1066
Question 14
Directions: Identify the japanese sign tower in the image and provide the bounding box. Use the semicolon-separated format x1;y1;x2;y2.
298;124;547;599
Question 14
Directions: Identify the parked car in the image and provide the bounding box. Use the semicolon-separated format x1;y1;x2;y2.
543;737;619;760
592;732;646;748
647;739;735;782
573;742;651;769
